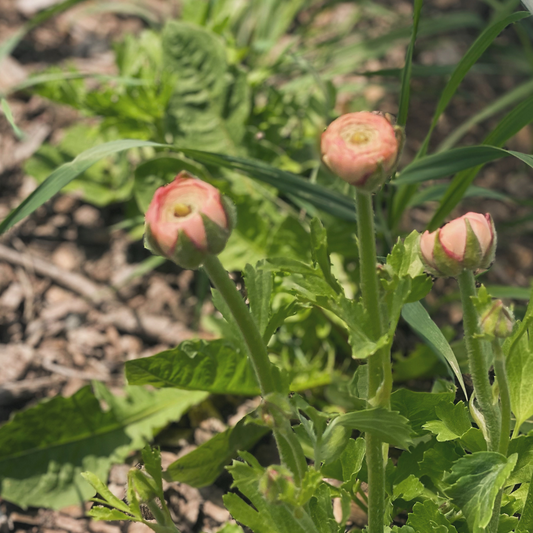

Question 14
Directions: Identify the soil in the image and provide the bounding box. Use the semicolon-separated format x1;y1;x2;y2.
0;1;532;532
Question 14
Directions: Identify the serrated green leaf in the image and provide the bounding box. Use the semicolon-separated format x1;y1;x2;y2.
401;302;466;397
506;325;533;434
125;339;259;396
0;383;206;509
423;401;471;442
391;388;455;435
507;435;533;486
445;452;518;533
244;263;273;337
392;474;425;502
214;525;245;533
310;218;342;294
86;506;137;522
81;471;132;514
164;418;269;487
326;409;413;449
407;500;458;533
321;437;365;487
419;440;463;487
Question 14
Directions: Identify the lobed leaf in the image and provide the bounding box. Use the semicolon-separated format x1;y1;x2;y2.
0;383;206;509
125;339;260;396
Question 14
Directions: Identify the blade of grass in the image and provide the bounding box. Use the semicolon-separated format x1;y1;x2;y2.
390;10;530;230
395;145;533;185
179;149;357;222
436;78;533;152
0;142;356;236
0;140;167;235
417;10;530;158
428;92;533;230
0;0;89;63
397;0;423;127
1;98;24;139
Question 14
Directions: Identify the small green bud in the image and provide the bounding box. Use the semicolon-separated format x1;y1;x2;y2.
480;299;514;339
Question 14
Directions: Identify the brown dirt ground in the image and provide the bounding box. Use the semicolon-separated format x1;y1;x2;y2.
1;1;533;532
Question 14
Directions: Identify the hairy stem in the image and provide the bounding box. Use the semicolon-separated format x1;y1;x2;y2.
457;269;500;452
202;255;275;396
356;190;388;533
493;340;511;457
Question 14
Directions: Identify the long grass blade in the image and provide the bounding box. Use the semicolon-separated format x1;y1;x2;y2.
397;0;423;127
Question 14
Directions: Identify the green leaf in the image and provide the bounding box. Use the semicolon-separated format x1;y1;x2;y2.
506;325;533;434
392;474;425;502
244;263;273;338
214;525;245;533
310;218;342;294
81;471;132;514
401;302;466;396
326;408;413;449
407;500;458;533
0;139;167;235
86;506;137;522
225;456;322;533
417;10;530;157
397;0;423;126
445;452;518;533
125;339;260;396
0;383;206;509
396;145;533;186
423;401;472;442
164;418;269;487
1;98;24;138
179;149;357;222
391;388;455;436
162;21;249;153
321;437;365;488
418;440;463;487
507;435;533;486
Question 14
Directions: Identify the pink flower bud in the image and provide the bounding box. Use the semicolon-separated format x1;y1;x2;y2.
320;111;404;191
420;212;496;277
144;172;235;269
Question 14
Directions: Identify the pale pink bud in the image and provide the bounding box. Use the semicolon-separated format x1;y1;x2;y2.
320;111;403;191
419;212;496;277
144;172;235;269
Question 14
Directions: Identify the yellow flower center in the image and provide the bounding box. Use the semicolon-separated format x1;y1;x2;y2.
350;131;370;144
173;203;192;217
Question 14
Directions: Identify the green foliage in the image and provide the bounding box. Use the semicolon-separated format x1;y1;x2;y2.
445;452;518;533
125;339;260;395
407;500;458;533
164;418;269;487
0;383;206;509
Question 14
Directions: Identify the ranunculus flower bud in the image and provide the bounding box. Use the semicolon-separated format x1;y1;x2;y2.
480;299;514;339
144;172;235;269
419;212;496;277
320;111;404;191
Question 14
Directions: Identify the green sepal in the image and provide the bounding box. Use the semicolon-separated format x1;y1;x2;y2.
359;160;387;193
202;213;231;255
144;223;166;258
221;195;237;233
172;229;207;270
432;230;463;277
479;215;497;270
462;218;483;270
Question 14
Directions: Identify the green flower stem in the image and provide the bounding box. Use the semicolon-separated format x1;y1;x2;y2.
202;254;275;396
493;339;511;457
356;190;388;533
457;269;500;452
